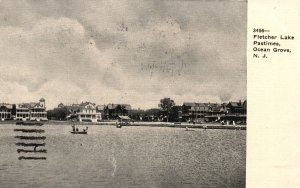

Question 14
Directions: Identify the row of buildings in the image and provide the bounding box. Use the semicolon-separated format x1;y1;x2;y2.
181;101;246;118
1;98;246;123
52;102;132;122
176;100;247;122
52;100;246;123
130;100;247;123
0;98;47;121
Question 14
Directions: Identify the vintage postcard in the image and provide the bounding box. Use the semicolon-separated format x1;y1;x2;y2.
0;0;298;187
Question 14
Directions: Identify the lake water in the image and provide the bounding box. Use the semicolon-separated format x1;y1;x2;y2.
0;124;246;188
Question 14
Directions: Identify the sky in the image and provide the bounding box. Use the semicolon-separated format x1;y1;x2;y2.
0;0;247;110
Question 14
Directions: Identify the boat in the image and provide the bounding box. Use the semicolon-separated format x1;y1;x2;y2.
116;124;122;128
70;131;87;134
70;125;88;134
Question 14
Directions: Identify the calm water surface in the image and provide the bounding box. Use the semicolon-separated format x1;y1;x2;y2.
0;124;246;188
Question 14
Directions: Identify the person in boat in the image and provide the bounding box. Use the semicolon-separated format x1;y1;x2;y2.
76;127;79;132
72;124;75;132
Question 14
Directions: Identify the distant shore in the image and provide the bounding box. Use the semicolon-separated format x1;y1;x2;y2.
0;120;246;130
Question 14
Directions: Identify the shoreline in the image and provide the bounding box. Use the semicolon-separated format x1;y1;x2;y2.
0;120;246;130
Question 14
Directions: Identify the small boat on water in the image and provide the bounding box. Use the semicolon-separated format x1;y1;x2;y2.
70;125;88;134
16;121;44;126
116;124;122;128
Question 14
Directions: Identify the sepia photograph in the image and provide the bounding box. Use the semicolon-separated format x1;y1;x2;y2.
0;0;247;187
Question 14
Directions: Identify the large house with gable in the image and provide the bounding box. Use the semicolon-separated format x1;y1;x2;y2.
15;98;47;121
226;100;247;114
58;102;102;122
102;104;132;119
182;102;211;120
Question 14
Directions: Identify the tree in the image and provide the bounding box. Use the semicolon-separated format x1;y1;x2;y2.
169;106;182;122
47;107;69;120
159;98;175;122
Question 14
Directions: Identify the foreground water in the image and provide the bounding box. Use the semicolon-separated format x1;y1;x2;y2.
0;124;246;188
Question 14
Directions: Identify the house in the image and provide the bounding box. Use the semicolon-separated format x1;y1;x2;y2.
104;104;132;119
15;104;31;120
76;102;101;122
96;105;105;114
182;102;211;121
118;115;132;125
62;102;102;122
15;98;47;121
226;101;246;114
0;103;13;120
208;103;227;115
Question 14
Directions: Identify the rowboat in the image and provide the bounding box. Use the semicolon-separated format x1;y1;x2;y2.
70;125;88;134
116;124;122;128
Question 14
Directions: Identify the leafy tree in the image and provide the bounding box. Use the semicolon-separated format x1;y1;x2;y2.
47;107;69;120
159;98;175;122
169;106;182;122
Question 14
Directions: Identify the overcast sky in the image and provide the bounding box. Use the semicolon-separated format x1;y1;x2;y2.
0;0;247;109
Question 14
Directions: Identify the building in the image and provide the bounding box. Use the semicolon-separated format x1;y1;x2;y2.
182;102;211;121
58;102;102;122
226;101;246;114
15;104;30;120
15;98;47;121
77;102;101;122
96;105;105;115
208;103;227;115
0;104;13;120
104;104;132;119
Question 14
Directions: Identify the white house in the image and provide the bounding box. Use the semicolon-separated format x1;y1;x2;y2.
16;98;47;121
76;102;101;122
